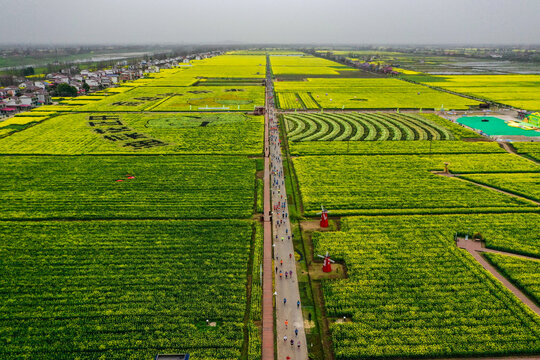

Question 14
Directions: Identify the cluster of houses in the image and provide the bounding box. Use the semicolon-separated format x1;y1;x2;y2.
0;68;143;117
353;61;398;75
0;83;50;116
0;50;221;118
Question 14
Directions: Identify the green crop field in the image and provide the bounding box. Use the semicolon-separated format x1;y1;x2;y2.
0;155;255;220
73;86;191;112
313;214;540;359
151;85;265;111
408;74;540;111
186;54;266;78
335;213;540;258
484;253;540;306
65;85;265;112
124;69;198;87
293;153;538;216
0;52;268;358
137;55;267;83
0;112;264;155
0;51;270;360
513;142;540;162
3;49;540;360
417;113;482;139
461;172;540;202
288;139;504;156
271;55;355;75
285;113;458;141
275;78;481;110
274;51;540;360
0;220;257;360
229;49;304;55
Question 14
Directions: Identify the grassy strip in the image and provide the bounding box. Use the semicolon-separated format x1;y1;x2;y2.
484;253;540;307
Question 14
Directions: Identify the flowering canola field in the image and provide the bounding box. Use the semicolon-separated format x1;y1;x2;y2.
410;74;540;111
275;78;481;109
0;53;266;359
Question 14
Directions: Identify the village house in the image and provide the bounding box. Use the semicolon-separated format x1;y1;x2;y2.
85;78;100;88
33;81;46;89
107;74;119;84
4;86;19;97
35;90;51;105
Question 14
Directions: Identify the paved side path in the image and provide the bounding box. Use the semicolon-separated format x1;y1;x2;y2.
261;76;274;360
457;238;540;316
267;74;308;360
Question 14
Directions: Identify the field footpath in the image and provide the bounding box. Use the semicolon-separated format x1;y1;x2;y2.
500;141;540;165
457;238;540;316
432;171;540;206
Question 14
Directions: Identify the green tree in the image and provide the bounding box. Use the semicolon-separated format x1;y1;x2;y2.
54;83;78;97
82;81;90;93
22;67;35;76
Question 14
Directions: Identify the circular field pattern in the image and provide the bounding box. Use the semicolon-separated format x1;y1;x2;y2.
285;112;454;141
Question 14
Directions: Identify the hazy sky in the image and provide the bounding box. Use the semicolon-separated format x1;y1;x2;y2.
1;0;539;45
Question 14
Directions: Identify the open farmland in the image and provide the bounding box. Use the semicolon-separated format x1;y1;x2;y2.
408;74;540;111
0;220;258;360
276;55;540;358
288;139;504;156
151;85;265;111
461;172;540;202
0;112;264;155
271;55;356;75
274;78;481;110
293;153;538;216
136;55;267;84
285;112;458;141
312;215;540;359
131;68;199;87
0;155;256;220
513;142;540;162
67;85;265;112
324;49;540;74
2;48;540;360
484;253;540;305
0;52;268;359
73;86;186;112
184;54;266;78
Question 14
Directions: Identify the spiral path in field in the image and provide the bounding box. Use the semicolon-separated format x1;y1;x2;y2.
285;112;454;141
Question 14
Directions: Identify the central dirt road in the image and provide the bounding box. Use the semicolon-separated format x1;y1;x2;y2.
265;63;308;360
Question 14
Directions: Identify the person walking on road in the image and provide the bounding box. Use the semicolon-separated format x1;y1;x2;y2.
297;300;300;308
285;320;288;329
283;297;287;305
283;335;287;342
295;328;298;336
